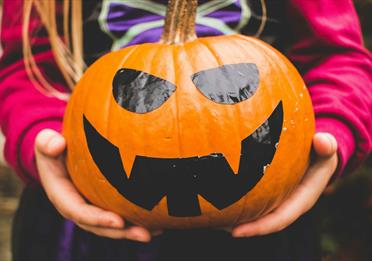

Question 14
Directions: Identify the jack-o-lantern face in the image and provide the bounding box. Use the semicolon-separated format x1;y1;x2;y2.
63;0;314;229
83;63;283;217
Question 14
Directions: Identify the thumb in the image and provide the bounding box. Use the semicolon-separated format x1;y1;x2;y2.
312;132;338;158
35;129;66;157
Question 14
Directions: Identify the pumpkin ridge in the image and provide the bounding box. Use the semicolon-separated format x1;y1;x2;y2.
189;40;225;155
143;44;166;157
180;40;212;153
182;42;216;155
237;39;285;218
197;38;224;66
172;45;183;158
228;35;286;218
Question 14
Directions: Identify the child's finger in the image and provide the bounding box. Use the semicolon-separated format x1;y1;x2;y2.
38;156;124;228
232;150;338;237
312;132;337;158
35;129;154;238
67;204;125;229
35;135;124;229
35;129;66;157
78;224;151;242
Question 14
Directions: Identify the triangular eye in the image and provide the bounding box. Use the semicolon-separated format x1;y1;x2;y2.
191;63;259;104
113;69;176;113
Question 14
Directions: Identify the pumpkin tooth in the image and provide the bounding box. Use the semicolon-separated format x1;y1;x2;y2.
121;152;136;178
223;145;241;175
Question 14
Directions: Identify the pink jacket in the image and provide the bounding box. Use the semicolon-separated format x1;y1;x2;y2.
1;0;371;184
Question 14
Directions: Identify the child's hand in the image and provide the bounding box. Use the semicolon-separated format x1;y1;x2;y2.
35;129;154;242
232;132;338;238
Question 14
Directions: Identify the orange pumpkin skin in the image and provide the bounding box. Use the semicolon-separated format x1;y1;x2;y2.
63;34;315;229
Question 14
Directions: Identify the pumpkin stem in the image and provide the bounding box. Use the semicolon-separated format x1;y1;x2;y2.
160;0;198;44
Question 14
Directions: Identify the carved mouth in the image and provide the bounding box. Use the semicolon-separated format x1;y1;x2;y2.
83;102;283;217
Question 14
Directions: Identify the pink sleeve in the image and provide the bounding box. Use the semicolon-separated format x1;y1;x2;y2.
0;0;68;184
287;0;372;177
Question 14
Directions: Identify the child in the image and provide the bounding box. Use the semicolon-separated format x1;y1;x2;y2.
1;0;371;260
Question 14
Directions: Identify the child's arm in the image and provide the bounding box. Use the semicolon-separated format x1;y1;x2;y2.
0;0;67;184
287;0;372;178
34;129;153;242
233;0;371;237
0;0;152;241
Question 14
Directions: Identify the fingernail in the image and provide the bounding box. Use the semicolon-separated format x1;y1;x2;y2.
47;136;63;151
323;133;337;153
326;133;337;146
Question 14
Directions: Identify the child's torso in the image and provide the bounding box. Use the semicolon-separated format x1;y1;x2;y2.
83;0;288;65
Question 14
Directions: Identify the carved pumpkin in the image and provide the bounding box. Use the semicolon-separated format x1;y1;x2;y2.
63;0;314;229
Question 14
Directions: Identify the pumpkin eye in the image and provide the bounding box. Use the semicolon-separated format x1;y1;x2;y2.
191;63;259;104
113;68;176;113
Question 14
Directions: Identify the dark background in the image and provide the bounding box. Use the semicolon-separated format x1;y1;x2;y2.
0;1;371;260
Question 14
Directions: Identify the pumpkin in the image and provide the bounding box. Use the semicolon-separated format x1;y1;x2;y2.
63;0;314;229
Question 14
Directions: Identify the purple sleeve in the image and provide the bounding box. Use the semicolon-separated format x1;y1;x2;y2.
0;0;67;184
287;0;372;177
